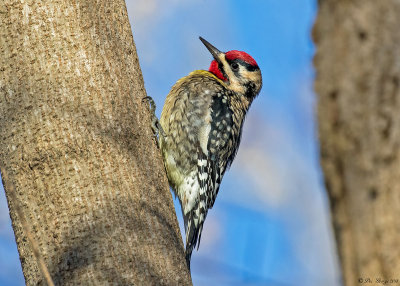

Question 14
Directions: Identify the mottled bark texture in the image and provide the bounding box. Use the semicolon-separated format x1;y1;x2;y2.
314;1;400;285
0;1;191;285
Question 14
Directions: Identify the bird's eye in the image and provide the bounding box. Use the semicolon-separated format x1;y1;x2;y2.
231;62;239;71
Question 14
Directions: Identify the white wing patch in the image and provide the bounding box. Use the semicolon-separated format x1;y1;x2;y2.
198;110;212;155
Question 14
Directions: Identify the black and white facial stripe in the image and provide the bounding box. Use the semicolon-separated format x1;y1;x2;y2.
227;58;260;74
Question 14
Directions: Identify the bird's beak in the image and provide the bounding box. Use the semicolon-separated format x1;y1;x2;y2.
199;37;223;64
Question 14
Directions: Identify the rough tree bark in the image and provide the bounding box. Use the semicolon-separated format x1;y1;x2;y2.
0;1;191;285
314;1;400;285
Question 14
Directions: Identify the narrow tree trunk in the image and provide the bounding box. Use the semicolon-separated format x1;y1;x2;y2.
0;1;191;285
314;1;400;285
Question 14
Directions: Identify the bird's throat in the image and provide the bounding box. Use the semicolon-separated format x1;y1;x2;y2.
208;60;227;81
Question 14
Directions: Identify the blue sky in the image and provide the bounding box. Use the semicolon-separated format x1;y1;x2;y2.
0;1;341;285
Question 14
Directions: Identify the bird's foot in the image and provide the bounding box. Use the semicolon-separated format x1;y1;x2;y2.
142;96;166;146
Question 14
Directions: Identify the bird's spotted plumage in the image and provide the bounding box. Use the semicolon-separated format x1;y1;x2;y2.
156;37;262;269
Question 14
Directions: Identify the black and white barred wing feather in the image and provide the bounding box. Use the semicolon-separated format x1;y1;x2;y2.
184;146;216;263
185;91;238;264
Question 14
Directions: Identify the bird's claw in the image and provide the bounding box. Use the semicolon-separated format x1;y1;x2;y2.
142;96;166;145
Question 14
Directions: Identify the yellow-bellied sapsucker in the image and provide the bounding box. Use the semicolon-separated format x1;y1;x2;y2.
146;37;262;269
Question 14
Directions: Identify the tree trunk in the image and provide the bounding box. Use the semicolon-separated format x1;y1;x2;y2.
314;1;400;285
0;1;191;285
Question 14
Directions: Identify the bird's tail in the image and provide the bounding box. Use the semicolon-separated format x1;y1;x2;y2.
184;213;204;270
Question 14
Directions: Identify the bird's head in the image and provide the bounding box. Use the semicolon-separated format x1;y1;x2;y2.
200;36;262;99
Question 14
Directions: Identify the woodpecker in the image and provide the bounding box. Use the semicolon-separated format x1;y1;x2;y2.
146;37;262;269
